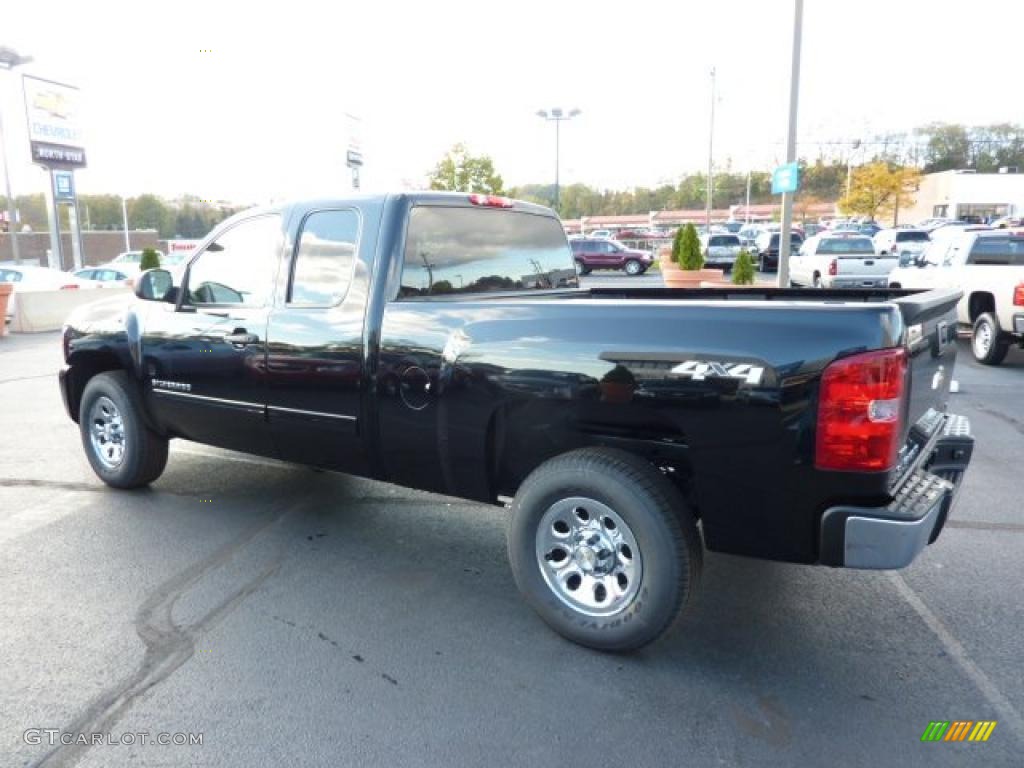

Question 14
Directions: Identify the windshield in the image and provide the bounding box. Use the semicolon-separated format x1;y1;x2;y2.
895;231;930;242
817;237;875;254
400;207;578;296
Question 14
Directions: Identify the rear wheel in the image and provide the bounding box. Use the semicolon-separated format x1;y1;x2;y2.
508;447;702;651
972;312;1009;365
623;259;643;276
576;261;592;276
80;371;168;488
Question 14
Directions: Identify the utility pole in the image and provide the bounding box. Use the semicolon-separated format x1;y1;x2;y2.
0;46;34;263
745;170;752;224
776;0;803;289
121;195;131;251
536;108;581;215
705;67;716;232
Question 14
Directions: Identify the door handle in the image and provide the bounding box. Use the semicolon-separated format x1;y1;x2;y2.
225;330;259;346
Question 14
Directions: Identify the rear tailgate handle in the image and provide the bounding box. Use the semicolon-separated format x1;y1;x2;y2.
864;259;874;266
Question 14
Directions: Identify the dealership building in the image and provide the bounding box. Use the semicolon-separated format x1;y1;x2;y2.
899;169;1024;224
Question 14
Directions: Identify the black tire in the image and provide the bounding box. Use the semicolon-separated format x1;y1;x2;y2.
812;273;823;289
759;254;766;273
576;261;592;276
623;259;642;276
889;282;902;289
508;447;702;651
971;312;1009;366
79;371;169;489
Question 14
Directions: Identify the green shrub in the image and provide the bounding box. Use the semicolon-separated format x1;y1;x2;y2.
671;227;684;263
677;223;704;270
139;248;161;271
732;249;755;285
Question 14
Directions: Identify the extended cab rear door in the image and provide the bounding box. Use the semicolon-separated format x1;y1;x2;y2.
263;206;374;474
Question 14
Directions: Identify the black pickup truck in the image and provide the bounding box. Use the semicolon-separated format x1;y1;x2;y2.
60;192;974;651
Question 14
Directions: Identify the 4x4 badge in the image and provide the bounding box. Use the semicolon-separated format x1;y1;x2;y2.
670;360;765;385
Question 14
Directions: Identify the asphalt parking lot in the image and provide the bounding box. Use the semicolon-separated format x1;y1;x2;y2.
1;331;1022;768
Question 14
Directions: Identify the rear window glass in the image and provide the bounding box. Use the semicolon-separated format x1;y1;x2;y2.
895;231;930;242
817;237;874;254
0;269;23;282
710;235;739;246
967;236;1024;265
400;207;578;297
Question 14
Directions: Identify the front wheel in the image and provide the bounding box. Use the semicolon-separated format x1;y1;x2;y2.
623;259;643;276
508;447;702;651
79;371;169;488
972;312;1009;365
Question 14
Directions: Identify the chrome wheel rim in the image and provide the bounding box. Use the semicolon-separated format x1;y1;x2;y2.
89;396;126;469
535;497;642;617
973;321;993;358
625;261;641;275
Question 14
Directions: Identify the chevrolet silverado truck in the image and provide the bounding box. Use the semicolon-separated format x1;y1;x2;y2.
887;229;1024;365
790;233;898;289
59;192;974;651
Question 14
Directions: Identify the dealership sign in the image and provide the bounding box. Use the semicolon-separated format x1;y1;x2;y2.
24;75;87;168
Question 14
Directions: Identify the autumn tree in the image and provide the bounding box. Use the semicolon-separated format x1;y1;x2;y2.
428;143;504;195
838;162;920;223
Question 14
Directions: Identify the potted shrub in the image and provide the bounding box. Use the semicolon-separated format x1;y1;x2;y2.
139;248;161;271
731;249;756;286
663;223;724;287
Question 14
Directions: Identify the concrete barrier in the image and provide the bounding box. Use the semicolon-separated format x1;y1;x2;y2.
11;287;133;333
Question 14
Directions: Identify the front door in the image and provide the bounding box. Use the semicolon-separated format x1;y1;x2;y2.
142;214;283;456
264;208;370;474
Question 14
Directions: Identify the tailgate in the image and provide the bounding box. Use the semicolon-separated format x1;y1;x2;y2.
836;254;898;276
891;288;962;480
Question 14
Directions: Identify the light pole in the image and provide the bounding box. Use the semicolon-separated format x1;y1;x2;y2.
0;46;33;264
121;195;131;251
536;108;581;214
705;67;716;232
845;139;862;199
776;0;804;289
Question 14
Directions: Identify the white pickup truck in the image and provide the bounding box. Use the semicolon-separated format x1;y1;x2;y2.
888;229;1024;364
789;233;897;289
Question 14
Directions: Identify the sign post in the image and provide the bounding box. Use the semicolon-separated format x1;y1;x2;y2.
23;74;87;270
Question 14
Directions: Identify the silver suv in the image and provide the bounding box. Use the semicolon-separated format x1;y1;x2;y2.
700;233;743;269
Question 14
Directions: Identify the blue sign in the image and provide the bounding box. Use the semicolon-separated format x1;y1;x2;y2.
771;162;800;195
53;170;75;200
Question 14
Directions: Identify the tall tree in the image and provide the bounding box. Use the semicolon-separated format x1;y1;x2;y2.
428;143;504;195
838;162;920;222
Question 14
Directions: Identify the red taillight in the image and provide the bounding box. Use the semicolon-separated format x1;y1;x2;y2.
1014;283;1024;307
468;194;514;208
828;258;838;276
60;284;80;290
815;348;907;472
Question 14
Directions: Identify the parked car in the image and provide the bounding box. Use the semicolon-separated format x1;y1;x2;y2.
587;229;612;239
790;233;896;289
571;238;653;275
74;267;132;284
699;233;743;269
722;221;743;233
873;228;930;263
857;222;883;237
59;191;973;652
752;230;803;272
887;229;1024;364
0;264;92;324
100;249;167;275
738;225;762;249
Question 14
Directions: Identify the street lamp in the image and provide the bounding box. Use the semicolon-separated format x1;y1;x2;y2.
0;46;33;264
535;107;581;213
705;67;716;232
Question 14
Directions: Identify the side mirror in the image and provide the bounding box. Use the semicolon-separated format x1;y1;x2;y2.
134;269;174;302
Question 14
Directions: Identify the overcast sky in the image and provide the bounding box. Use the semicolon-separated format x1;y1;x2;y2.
4;0;1022;205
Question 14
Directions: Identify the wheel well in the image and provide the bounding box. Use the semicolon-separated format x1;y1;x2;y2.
64;351;124;423
889;282;902;289
968;292;995;322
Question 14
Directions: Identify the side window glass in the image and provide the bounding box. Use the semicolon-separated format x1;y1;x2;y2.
186;215;281;306
289;210;359;306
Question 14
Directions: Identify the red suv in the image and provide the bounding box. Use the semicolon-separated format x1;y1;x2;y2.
570;238;653;275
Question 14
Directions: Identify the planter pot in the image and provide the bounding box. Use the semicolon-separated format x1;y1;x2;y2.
663;268;725;288
0;283;12;337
